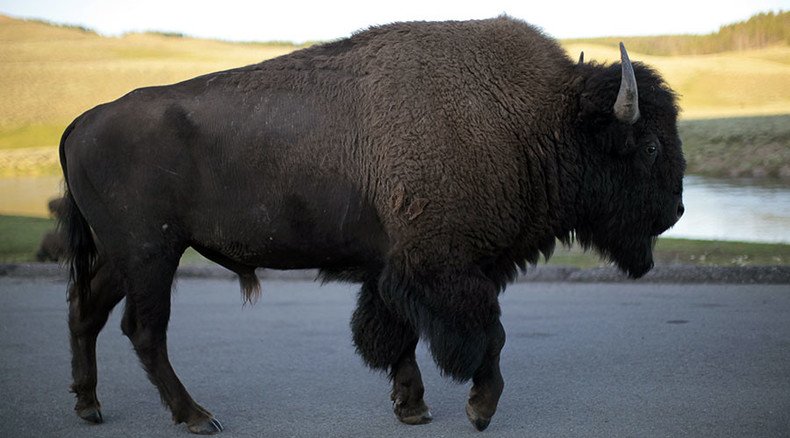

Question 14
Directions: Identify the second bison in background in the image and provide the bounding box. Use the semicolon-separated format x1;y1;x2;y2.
59;16;685;434
36;197;67;262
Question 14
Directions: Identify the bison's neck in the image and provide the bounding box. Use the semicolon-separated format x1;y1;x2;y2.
480;110;582;287
512;83;583;253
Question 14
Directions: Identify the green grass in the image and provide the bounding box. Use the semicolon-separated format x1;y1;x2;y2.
548;238;790;268
0;124;65;149
0;215;55;262
2;215;787;266
180;248;210;265
679;114;790;178
652;238;790;266
0;214;207;264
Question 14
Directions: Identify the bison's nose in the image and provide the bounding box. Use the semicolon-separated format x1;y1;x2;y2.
676;202;685;220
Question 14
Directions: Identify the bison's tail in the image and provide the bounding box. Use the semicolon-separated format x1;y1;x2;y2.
60;190;97;304
58;118;97;307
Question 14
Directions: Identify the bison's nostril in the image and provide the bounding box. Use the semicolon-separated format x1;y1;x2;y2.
677;203;685;219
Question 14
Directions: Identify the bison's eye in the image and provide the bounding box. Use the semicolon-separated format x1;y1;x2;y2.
644;141;659;167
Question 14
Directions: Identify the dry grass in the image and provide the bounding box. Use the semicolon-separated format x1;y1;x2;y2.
0;15;297;146
562;43;790;119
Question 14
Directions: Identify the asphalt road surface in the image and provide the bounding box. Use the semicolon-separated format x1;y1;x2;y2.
1;277;788;437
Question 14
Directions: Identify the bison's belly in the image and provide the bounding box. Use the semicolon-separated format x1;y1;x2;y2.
187;178;387;271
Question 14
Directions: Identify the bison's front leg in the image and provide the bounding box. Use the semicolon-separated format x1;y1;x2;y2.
465;320;505;431
351;280;432;425
380;258;506;431
389;340;431;424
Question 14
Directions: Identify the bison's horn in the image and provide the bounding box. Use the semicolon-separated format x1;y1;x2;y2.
614;42;640;124
578;51;584;64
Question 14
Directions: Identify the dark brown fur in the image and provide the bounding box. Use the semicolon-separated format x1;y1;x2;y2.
60;16;684;433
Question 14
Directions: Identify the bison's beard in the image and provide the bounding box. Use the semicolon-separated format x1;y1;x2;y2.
606;236;656;278
577;229;656;279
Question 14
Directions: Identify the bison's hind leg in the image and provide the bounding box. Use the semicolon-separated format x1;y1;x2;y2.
351;279;432;425
69;258;126;424
119;250;222;435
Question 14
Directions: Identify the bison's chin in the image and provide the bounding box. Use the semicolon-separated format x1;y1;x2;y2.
608;236;656;279
580;232;656;279
615;253;654;279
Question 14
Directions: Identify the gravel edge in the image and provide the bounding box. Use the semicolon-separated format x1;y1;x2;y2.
1;263;788;284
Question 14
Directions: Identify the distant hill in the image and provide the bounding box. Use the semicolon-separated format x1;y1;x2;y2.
566;10;788;56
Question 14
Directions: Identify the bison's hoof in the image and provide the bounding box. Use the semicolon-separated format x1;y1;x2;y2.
394;399;432;425
465;402;491;431
187;417;223;435
397;407;433;425
76;406;103;424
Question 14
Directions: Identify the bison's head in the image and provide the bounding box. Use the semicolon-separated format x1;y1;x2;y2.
574;44;685;278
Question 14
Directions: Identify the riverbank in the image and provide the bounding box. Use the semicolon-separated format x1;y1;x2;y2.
2;214;789;267
679;114;790;179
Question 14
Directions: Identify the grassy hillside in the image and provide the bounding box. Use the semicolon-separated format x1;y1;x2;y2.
0;15;298;149
0;12;788;156
561;43;790;119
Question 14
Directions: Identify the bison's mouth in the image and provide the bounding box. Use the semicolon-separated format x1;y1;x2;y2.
652;216;679;236
652;197;685;236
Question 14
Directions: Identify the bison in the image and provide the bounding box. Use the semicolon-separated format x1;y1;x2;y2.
36;197;67;262
60;16;685;434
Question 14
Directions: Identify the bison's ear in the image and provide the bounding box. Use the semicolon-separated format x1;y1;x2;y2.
577;90;608;126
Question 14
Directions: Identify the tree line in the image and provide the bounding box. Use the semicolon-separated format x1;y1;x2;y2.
565;11;788;55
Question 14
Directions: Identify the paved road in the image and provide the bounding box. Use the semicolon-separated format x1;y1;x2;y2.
1;278;788;437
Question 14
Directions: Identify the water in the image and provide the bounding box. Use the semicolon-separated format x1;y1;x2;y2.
1;174;788;244
664;175;790;243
